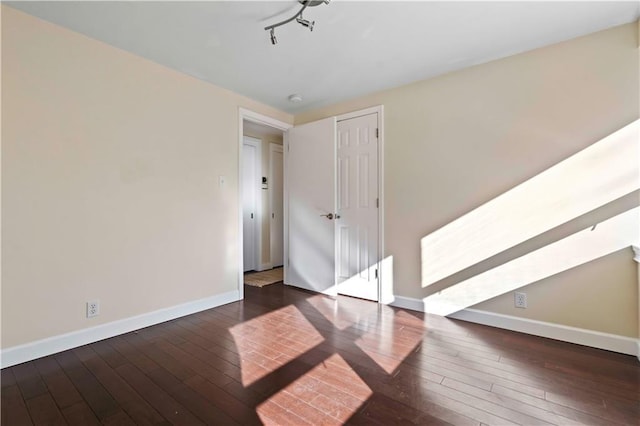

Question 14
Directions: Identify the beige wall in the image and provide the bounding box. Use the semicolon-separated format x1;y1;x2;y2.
242;127;284;267
1;7;292;348
296;23;639;337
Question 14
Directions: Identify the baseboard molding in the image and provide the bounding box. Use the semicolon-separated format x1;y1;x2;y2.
450;309;639;357
389;295;426;312
390;296;639;358
1;290;240;368
257;262;273;272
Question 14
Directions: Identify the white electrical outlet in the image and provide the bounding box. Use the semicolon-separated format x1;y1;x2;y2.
87;300;100;318
514;292;527;309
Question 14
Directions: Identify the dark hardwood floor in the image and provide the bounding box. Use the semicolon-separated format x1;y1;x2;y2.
2;283;639;425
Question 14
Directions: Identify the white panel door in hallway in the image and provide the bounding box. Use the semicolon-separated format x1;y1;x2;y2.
270;144;284;267
336;113;379;301
243;138;260;272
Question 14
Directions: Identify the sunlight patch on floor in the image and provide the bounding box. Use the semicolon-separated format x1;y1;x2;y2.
229;305;324;386
355;309;425;374
256;354;372;425
306;293;379;330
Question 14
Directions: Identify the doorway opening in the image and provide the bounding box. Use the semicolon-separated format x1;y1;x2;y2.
238;109;291;299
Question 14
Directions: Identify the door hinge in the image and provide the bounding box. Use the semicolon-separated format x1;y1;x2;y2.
375;269;378;279
376;198;379;208
251;213;254;219
376;128;379;138
272;213;275;219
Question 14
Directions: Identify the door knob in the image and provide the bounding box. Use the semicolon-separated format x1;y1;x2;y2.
320;213;334;220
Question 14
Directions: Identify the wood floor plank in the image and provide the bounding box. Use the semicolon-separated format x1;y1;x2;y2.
33;356;83;410
54;350;121;421
491;383;625;426
60;400;101;425
1;383;34;425
12;362;48;401
100;410;138;426
354;392;461;426
90;340;129;369
77;345;168;425
1;367;17;388
147;368;242;425
24;393;66;426
113;363;205;425
184;374;259;425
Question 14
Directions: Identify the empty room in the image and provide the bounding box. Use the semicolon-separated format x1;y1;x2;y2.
2;1;639;425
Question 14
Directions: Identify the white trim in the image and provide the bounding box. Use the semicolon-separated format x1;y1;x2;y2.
258;262;273;272
336;105;382;122
389;296;639;357
1;290;240;368
240;108;291;132
633;245;640;362
450;308;639;357
238;108;292;300
283;131;289;285
336;105;385;303
389;295;426;312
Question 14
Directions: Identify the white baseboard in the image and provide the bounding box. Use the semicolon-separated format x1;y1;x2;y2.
389;295;426;312
257;262;273;272
390;296;639;358
449;308;639;357
1;290;240;368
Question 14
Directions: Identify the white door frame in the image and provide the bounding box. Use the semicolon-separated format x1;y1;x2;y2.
336;105;386;303
238;108;292;299
242;136;262;273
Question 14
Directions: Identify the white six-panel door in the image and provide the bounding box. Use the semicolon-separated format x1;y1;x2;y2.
336;113;379;301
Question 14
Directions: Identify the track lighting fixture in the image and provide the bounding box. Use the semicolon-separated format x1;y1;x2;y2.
296;16;315;31
264;0;329;44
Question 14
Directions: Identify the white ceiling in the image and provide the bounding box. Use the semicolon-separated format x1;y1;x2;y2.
7;1;640;114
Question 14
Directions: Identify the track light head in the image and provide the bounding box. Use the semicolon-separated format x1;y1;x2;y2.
265;0;328;45
296;17;315;31
300;0;329;5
